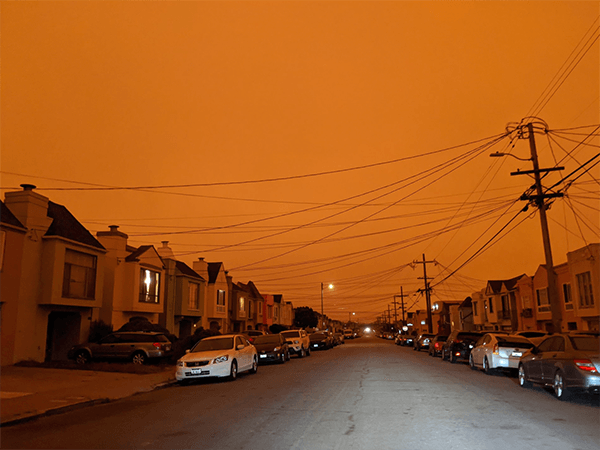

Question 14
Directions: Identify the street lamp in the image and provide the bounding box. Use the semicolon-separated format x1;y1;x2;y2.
320;282;333;328
349;311;355;322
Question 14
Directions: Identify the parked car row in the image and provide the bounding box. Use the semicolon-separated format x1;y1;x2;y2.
403;329;600;400
175;329;346;384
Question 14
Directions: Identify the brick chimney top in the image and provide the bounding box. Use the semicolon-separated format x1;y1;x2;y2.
109;225;119;232
21;184;37;191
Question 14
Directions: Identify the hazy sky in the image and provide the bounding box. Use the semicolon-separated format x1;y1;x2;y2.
2;1;599;322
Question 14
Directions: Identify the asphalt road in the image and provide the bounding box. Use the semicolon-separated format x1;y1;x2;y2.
2;336;599;449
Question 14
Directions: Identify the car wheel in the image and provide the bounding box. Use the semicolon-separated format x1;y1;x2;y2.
449;351;456;364
299;346;305;358
75;351;90;364
483;357;493;375
469;354;476;370
553;371;571;400
131;352;146;365
279;352;286;364
228;360;238;381
306;346;311;356
518;364;532;388
285;351;291;361
250;356;258;374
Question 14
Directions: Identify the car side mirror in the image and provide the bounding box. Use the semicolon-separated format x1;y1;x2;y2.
237;344;245;350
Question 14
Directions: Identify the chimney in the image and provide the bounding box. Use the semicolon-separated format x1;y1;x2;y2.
157;241;175;259
193;256;208;277
4;183;52;232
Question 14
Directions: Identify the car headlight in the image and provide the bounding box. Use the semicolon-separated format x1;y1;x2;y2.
213;355;229;364
177;360;184;367
294;340;299;344
273;347;280;352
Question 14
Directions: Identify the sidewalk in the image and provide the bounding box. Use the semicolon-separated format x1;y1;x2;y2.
0;365;176;426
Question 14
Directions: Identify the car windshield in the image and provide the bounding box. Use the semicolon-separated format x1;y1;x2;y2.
497;338;534;348
254;335;281;345
310;333;326;340
570;336;599;351
281;331;300;338
518;332;547;338
192;337;233;352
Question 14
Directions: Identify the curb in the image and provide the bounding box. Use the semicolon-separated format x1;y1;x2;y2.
0;377;178;428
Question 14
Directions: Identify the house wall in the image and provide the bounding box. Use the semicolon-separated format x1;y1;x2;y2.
0;224;26;365
568;244;599;331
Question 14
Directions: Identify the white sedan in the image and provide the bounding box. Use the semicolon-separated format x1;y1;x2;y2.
469;333;534;374
176;334;258;383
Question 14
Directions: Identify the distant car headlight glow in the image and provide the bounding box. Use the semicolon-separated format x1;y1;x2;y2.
273;347;280;352
213;355;229;364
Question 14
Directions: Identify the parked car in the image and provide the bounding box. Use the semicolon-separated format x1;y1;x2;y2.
281;329;311;357
469;333;534;374
395;334;414;347
414;333;436;351
68;331;173;365
428;334;449;357
241;330;266;343
175;334;258;383
253;334;290;364
441;331;484;363
309;332;334;350
518;333;600;400
510;331;548;346
333;333;345;345
343;329;354;340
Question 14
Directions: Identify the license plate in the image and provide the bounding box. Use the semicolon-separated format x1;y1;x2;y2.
260;354;267;358
191;368;206;375
511;352;522;357
313;344;318;347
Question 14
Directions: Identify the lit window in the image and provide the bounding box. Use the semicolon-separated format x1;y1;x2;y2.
239;297;246;317
139;269;160;303
563;283;573;310
216;290;226;313
62;249;97;299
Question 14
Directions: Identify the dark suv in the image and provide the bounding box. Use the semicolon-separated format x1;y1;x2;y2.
68;332;173;365
441;331;483;363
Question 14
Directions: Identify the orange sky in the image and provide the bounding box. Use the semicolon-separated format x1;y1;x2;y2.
2;1;599;322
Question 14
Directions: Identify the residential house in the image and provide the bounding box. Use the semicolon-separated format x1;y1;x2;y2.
230;280;264;332
261;294;275;331
96;226;165;331
193;258;228;331
457;297;475;331
431;300;463;334
157;242;205;338
567;243;599;331
280;301;294;328
1;185;106;364
472;275;525;332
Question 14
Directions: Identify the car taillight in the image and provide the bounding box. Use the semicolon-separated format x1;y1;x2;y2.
574;359;598;373
454;339;462;343
435;343;440;349
455;352;461;356
153;342;162;349
493;344;499;355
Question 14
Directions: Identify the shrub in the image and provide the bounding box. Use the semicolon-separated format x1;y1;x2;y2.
88;320;113;343
116;316;177;343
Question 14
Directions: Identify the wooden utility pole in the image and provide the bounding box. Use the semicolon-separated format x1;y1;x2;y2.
510;122;564;333
394;287;408;325
413;254;435;333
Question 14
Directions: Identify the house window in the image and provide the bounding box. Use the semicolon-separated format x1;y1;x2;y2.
487;297;494;313
217;290;226;313
188;282;200;310
267;305;273;319
258;301;263;316
248;300;253;318
274;306;279;321
536;288;550;312
576;272;594;308
562;283;573;310
62;249;97;299
473;301;478;316
239;297;246;317
139;269;160;303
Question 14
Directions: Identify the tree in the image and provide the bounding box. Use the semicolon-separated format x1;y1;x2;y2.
293;306;318;329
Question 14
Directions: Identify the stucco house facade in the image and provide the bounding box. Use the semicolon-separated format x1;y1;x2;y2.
1;185;106;364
